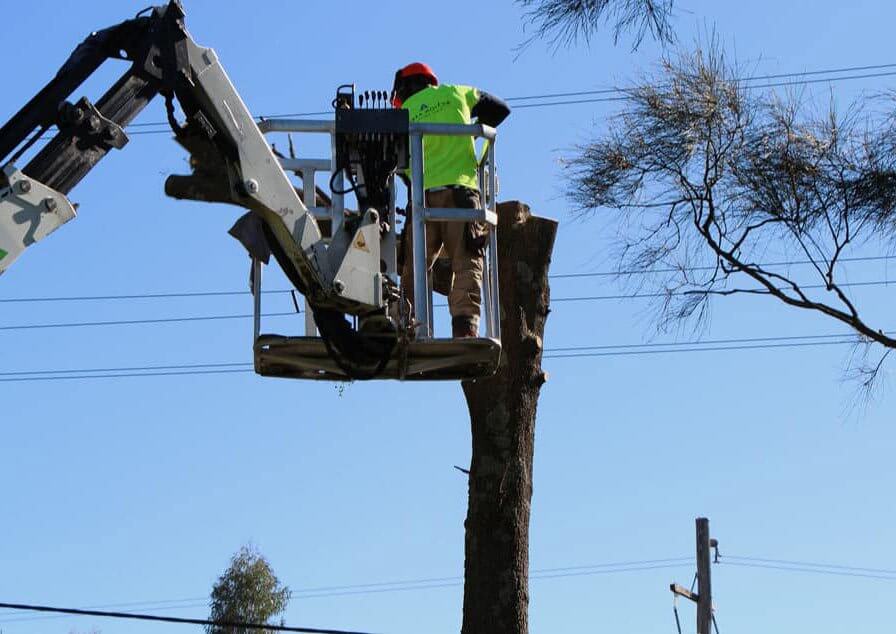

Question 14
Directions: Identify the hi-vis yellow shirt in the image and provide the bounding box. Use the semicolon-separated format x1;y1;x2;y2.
402;84;480;191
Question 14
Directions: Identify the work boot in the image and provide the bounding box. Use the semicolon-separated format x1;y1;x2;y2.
451;316;479;339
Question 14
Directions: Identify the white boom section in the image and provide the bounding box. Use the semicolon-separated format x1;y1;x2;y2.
0;165;76;275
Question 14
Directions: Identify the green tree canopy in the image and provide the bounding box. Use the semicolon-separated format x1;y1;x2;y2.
207;545;291;634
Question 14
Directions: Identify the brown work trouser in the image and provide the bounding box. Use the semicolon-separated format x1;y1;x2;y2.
401;187;485;326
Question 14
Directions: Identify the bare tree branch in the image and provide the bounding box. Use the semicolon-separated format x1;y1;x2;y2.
843;344;892;415
562;37;896;389
516;0;675;52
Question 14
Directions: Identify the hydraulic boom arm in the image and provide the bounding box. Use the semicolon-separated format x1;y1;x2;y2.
0;1;383;315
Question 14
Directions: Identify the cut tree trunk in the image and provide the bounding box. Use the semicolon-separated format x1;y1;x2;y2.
461;201;557;634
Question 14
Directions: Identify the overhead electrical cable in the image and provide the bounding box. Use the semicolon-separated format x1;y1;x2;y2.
0;595;207;616
0;602;377;634
0;289;293;304
1;278;892;333
0;340;861;383
34;63;896;141
0;368;254;383
510;69;896;110
3;255;893;304
549;255;896;279
5;553;893;625
0;311;298;332
116;63;896;135
122;65;896;128
0;557;692;624
723;554;896;576
720;561;896;582
0;361;252;377
125;110;332;128
100;61;896;133
0;331;884;383
543;339;859;359
545;331;878;353
502;62;896;102
549;279;896;303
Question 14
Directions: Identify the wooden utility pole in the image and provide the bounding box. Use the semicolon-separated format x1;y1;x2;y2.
695;517;713;634
670;517;716;634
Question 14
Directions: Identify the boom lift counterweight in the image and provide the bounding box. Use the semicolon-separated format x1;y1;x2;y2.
0;2;502;381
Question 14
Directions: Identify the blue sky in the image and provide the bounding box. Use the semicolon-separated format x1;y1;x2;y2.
2;1;895;633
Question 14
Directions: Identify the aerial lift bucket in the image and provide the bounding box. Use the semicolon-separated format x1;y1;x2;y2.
251;113;502;381
255;334;501;381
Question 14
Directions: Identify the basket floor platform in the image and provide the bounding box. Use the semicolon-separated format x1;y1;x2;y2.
254;334;502;381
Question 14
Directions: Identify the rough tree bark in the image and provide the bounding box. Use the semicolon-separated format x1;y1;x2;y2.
461;201;558;634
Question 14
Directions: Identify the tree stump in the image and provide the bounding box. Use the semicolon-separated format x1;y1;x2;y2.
461;201;557;634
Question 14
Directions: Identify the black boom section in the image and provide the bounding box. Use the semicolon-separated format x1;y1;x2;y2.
24;74;157;195
0;2;191;195
0;18;147;162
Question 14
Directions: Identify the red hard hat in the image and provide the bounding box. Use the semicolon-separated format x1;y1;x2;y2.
392;62;439;107
398;62;439;85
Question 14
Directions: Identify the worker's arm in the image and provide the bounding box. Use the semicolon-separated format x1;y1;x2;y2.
471;91;511;127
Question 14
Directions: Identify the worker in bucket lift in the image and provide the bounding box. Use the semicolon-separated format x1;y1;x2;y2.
392;62;510;338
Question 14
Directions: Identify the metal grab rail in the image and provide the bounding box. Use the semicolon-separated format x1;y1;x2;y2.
408;125;499;340
258;119;345;235
258;119;496;140
258;117;500;343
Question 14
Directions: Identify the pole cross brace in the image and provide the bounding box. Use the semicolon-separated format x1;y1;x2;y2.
670;584;699;603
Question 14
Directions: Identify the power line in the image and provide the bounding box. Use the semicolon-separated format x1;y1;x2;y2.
546;331;871;353
0;330;881;383
0;289;292;303
0;596;208;617
0;310;298;332
2;332;859;374
5;278;892;333
122;63;896;131
723;555;896;576
549;255;896;279
0;341;859;383
549;279;896;303
0;602;378;634
720;561;896;582
0;368;253;383
503;62;896;102
34;64;896;141
748;69;896;91
36;110;333;140
0;602;213;626
97;61;896;133
511;68;896;111
0;361;251;377
543;338;858;359
451;69;896;112
7;553;896;625
5;555;894;626
3;255;893;305
2;565;693;622
286;560;692;600
0;558;692;624
126;110;331;128
282;562;693;603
